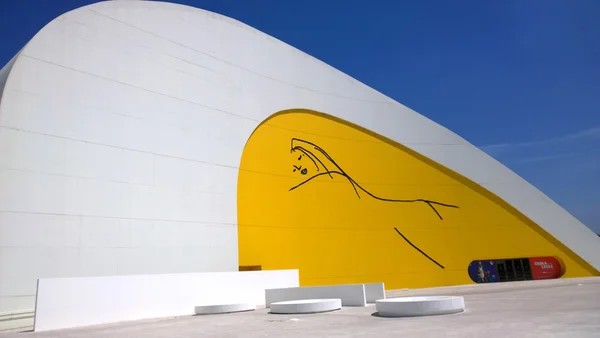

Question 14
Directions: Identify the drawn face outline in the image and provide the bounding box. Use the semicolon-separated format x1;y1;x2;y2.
290;139;322;177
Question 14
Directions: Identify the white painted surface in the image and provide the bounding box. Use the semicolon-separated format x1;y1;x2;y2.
194;302;256;315
265;284;367;307
269;299;342;314
364;283;386;303
33;269;298;332
376;296;465;317
0;0;599;323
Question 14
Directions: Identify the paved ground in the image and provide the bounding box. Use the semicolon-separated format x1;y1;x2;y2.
3;277;600;338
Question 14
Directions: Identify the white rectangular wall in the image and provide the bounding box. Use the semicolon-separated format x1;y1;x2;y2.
33;269;299;332
265;284;367;307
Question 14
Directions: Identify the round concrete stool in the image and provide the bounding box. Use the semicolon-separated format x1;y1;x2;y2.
194;302;256;315
270;299;342;314
376;296;464;317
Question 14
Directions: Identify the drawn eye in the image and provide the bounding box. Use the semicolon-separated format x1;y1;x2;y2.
301;168;307;175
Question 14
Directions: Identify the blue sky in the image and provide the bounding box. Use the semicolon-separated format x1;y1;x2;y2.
1;0;599;232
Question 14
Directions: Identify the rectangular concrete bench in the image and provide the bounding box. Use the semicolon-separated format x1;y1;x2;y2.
265;283;385;307
364;283;386;303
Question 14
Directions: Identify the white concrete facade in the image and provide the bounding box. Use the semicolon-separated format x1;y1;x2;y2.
1;0;599;325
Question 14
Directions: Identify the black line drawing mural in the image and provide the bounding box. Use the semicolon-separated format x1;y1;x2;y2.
289;138;459;269
394;227;445;269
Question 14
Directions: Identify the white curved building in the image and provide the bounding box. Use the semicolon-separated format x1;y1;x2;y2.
1;0;599;330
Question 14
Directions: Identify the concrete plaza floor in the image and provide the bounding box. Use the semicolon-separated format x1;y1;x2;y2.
3;277;600;338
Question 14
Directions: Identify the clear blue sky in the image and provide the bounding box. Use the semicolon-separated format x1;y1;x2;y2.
1;0;599;232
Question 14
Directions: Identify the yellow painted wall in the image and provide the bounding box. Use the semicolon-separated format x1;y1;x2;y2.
237;109;597;290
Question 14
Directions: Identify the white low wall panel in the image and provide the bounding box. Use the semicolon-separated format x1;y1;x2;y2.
33;269;298;332
265;284;366;307
364;283;386;303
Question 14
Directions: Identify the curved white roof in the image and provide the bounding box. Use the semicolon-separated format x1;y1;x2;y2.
0;0;598;311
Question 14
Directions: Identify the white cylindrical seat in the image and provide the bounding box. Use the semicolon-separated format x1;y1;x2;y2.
270;299;342;314
376;296;464;317
194;302;256;315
